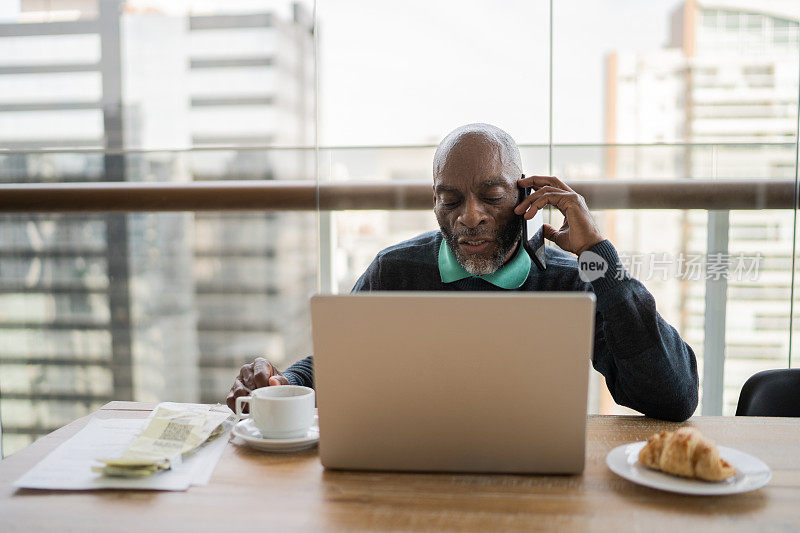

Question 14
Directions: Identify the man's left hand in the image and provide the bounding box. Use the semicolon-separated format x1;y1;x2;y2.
515;175;604;256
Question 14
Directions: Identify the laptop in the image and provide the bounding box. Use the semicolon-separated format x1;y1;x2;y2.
310;292;595;474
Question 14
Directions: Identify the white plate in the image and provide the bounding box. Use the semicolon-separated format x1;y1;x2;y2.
606;441;771;495
232;418;319;453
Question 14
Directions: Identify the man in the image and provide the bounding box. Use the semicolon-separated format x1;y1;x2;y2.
227;123;699;422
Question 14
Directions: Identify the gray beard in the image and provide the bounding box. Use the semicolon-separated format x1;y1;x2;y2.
441;217;522;276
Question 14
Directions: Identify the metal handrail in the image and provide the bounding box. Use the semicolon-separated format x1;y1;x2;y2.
0;179;795;212
0;141;795;154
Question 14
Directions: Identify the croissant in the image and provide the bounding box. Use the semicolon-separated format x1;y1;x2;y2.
638;427;736;482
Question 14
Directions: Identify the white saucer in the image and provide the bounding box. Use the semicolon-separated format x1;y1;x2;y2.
232;418;319;453
606;441;772;495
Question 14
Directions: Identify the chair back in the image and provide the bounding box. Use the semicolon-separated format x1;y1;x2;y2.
736;368;800;416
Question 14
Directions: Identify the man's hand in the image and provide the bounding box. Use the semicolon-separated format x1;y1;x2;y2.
226;357;290;411
516;175;604;256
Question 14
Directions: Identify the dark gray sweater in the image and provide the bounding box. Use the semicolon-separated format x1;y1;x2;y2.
284;230;699;422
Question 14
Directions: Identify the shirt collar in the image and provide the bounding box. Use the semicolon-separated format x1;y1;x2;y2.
438;237;531;289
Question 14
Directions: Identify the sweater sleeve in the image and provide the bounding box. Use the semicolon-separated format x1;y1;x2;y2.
282;257;382;388
282;356;314;388
587;240;699;422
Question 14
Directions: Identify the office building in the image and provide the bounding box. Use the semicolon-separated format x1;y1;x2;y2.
605;0;799;413
0;0;315;453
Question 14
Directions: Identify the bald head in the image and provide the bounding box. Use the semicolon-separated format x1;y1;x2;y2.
433;123;522;182
432;124;524;276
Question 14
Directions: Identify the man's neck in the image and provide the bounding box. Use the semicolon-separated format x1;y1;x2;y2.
501;239;520;266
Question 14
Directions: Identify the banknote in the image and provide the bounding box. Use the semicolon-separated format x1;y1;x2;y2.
95;407;232;478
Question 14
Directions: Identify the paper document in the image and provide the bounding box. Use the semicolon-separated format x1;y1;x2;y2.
14;403;232;491
94;407;230;478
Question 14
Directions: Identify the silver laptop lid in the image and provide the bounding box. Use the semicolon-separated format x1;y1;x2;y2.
311;292;595;474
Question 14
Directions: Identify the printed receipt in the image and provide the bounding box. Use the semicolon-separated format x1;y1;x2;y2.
14;403;232;491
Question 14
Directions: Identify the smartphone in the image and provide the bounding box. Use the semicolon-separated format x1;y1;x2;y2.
519;175;547;270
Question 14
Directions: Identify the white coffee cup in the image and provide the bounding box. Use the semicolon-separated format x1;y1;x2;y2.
235;385;315;439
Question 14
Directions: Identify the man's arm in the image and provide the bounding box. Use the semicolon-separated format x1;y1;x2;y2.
517;175;699;421
282;356;314;388
587;240;699;422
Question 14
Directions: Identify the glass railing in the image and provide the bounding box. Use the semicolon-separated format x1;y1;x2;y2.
1;143;798;456
0;0;798;459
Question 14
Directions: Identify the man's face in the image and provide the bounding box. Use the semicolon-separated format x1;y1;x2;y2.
433;135;521;275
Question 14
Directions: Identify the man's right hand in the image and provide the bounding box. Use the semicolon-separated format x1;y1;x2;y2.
226;357;290;411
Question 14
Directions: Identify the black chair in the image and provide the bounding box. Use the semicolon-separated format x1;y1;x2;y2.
736;369;800;417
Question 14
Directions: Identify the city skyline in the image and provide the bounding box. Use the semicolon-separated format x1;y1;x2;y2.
2;0;690;149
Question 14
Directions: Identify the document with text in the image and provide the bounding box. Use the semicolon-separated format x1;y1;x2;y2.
14;403;232;491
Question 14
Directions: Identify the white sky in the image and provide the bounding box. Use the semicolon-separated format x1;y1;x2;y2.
0;0;20;19
317;0;685;146
0;0;685;146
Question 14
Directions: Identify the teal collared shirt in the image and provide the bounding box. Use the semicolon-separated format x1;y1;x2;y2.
438;239;531;289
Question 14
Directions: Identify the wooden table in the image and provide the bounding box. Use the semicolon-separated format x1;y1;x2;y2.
0;402;798;532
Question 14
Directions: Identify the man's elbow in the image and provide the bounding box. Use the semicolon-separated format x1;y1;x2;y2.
647;387;698;422
653;346;700;422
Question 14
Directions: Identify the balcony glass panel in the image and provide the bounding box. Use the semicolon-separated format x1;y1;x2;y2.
0;0;798;457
